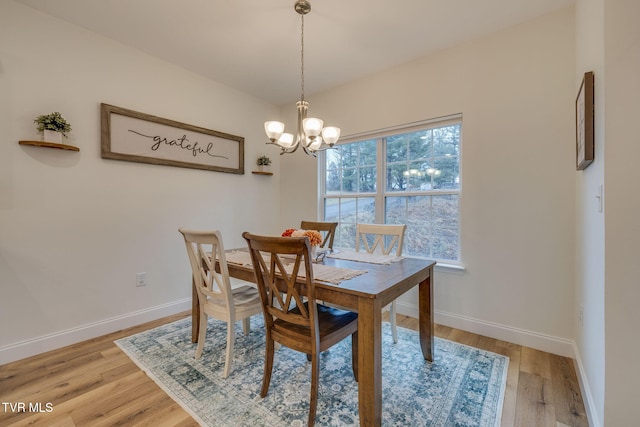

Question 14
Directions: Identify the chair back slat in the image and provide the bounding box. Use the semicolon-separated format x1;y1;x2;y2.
355;223;406;256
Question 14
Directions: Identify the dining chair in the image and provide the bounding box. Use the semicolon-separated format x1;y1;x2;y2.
355;223;407;344
242;231;358;427
299;220;338;251
178;228;262;378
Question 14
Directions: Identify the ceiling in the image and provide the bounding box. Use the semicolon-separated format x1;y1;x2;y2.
18;0;574;106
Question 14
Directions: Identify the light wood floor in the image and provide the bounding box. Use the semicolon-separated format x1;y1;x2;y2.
0;312;588;427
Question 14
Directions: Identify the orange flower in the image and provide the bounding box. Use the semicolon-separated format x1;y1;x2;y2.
281;228;296;237
303;230;322;246
282;228;322;246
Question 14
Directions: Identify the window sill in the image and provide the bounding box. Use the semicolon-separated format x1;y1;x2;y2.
405;256;466;274
435;262;466;275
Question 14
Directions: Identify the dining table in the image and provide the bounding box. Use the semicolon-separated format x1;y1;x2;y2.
191;248;436;427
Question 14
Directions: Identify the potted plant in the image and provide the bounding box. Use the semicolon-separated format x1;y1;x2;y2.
34;111;72;144
257;155;272;172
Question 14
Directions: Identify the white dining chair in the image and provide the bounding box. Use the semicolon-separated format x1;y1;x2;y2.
178;228;262;378
355;223;406;343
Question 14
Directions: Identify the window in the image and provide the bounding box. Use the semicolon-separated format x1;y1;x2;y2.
321;115;461;263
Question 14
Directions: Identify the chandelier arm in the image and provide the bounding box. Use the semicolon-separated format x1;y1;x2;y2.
302;145;318;157
281;140;302;154
310;144;337;153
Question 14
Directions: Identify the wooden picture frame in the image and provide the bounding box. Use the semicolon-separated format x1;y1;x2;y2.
576;71;594;170
101;103;244;174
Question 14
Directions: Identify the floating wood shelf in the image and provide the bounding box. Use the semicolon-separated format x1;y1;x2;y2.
19;140;80;152
252;171;273;176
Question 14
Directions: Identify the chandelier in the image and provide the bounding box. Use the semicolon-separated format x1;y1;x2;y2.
264;0;340;156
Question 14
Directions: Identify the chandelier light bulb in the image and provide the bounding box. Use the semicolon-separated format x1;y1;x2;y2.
309;137;323;151
302;117;323;137
321;126;341;146
265;121;285;142
278;133;294;148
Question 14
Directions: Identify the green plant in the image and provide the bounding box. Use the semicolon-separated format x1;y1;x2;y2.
34;111;72;137
257;155;272;166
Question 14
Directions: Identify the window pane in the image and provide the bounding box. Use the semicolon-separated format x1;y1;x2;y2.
358;139;377;166
385;196;407;224
324;198;339;222
324;197;376;249
356;197;375;223
358;166;377;192
386;125;461;193
336;222;356;249
385;194;459;260
325;140;377;195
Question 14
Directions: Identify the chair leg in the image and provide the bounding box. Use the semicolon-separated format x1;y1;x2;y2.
390;300;398;344
308;351;320;427
261;337;275;398
351;332;358;382
195;311;208;359
242;317;251;336
222;320;235;378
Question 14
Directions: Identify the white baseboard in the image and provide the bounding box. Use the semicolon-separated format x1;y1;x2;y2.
0;298;191;365
396;301;575;358
572;343;600;427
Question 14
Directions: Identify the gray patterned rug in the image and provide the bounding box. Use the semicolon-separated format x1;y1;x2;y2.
115;316;508;426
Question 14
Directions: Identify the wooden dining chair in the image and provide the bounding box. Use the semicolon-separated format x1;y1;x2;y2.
242;232;358;427
178;228;263;378
300;220;338;251
355;223;407;343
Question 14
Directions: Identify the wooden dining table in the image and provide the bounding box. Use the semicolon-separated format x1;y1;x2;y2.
191;250;436;427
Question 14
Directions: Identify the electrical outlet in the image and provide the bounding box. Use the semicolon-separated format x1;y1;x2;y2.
136;272;147;287
579;305;584;326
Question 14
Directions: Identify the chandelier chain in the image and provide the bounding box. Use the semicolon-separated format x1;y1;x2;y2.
300;14;305;101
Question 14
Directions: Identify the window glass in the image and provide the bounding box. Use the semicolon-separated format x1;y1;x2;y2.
322;118;461;263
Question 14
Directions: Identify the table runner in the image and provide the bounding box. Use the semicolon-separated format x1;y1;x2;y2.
326;249;403;264
225;250;367;285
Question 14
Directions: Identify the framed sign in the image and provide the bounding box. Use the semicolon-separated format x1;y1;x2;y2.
576;71;594;170
101;103;244;174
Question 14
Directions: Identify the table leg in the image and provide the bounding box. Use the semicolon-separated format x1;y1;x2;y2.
358;297;382;426
192;277;199;343
418;265;434;362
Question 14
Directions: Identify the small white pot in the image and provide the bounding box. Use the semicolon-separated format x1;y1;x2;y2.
43;129;62;144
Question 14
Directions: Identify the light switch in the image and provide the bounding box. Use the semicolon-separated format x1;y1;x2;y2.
596;184;603;213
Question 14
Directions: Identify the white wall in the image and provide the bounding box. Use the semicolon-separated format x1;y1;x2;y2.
603;0;640;424
281;7;577;356
0;1;281;364
574;0;605;425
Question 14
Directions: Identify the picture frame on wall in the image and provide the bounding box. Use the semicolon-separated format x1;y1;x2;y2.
576;71;594;170
101;103;244;174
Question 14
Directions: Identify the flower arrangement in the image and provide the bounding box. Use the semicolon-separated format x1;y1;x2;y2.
34;112;72;137
282;228;322;246
257;155;272;166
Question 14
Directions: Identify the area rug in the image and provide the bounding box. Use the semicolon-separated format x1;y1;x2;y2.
115;316;508;426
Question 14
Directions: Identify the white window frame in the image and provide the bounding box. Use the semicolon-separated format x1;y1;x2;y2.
319;114;463;268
